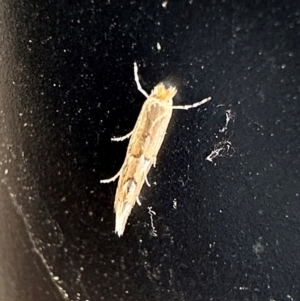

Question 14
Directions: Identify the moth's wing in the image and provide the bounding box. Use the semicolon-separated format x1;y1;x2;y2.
143;101;173;162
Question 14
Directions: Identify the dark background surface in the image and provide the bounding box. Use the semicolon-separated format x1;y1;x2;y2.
1;1;299;300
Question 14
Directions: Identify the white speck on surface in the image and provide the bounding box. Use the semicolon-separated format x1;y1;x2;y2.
239;286;249;290
252;238;264;255
148;206;157;237
172;199;177;209
206;140;233;162
219;109;235;133
162;1;168;8
206;109;235;162
157;42;161;51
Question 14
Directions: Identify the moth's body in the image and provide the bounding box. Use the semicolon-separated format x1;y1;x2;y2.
101;62;211;236
113;84;175;235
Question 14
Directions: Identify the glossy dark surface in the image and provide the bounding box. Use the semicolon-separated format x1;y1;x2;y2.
1;1;299;300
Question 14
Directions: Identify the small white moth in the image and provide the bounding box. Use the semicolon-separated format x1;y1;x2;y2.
101;62;211;236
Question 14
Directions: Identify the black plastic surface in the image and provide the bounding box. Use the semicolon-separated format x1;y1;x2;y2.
1;1;299;301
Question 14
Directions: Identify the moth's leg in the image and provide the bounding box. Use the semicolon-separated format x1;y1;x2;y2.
172;96;211;110
100;168;122;183
145;176;151;187
136;196;141;206
134;62;149;98
153;157;157;168
111;131;133;142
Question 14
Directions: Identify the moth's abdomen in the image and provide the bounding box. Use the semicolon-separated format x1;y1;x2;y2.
114;156;152;236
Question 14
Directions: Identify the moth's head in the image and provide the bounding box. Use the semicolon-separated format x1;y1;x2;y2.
151;83;177;102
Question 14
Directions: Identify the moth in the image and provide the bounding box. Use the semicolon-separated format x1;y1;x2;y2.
101;62;211;236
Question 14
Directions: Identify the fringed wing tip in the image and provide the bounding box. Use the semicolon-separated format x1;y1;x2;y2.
114;201;135;237
115;218;126;237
